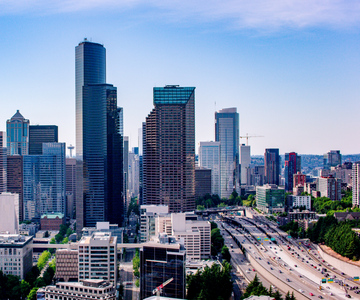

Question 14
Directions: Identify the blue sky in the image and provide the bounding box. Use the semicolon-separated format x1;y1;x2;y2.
0;0;359;155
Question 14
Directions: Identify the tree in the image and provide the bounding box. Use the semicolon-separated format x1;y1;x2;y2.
221;245;231;263
25;266;40;286
133;250;140;278
27;287;39;300
211;228;224;255
37;250;51;271
20;280;31;299
34;277;46;288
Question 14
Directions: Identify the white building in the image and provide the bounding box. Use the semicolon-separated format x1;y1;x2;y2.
240;144;251;185
199;141;220;196
38;279;116;300
0;192;19;234
318;176;342;200
78;232;117;283
140;205;169;242
155;212;211;260
290;195;311;210
0;234;33;279
353;162;360;207
128;151;140;199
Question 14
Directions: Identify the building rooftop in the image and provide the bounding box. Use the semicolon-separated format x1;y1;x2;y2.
41;213;64;219
153;86;195;105
0;234;32;246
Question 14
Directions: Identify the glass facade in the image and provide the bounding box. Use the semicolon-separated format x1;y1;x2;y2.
144;85;195;212
6;110;29;156
264;148;280;185
256;185;285;213
29;125;58;155
215;108;239;199
284;152;301;192
75;40;123;231
199;141;220;196
23;143;66;221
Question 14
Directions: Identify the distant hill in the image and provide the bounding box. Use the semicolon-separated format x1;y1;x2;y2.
250;154;360;176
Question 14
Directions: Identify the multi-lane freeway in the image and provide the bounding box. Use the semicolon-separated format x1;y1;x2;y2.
220;213;360;299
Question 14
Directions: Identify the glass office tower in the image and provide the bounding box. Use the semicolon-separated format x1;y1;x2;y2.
215;108;240;199
6;110;29;156
29;125;58;155
264;148;280;186
144;85;195;213
75;40;123;232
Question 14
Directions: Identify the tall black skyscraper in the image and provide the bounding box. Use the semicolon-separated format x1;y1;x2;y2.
264;148;280;186
29;125;58;155
75;40;123;233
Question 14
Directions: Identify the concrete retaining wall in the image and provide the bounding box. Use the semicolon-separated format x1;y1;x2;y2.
316;245;360;278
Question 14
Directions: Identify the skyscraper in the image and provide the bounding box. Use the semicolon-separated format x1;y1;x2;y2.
284;152;301;192
75;40;123;232
240;144;250;186
29;125;58;155
6;110;29;156
199;141;220;196
143;85;195;212
23;143;66;221
352;162;360;207
215;108;239;198
264;148;280;185
0;132;7;193
7;156;23;221
323;150;342;170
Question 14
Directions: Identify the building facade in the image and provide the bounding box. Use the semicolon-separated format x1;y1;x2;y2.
6;110;29;156
140;238;186;300
29;125;58;155
264;149;280;186
240;144;251;186
0;234;33;279
195;167;212;199
324;150;342;170
55;249;79;282
215;108;240;198
353;162;360;207
0;192;19;234
284;152;301;192
75;40;123;233
318;176;342;200
256;184;285;213
0;132;6;193
199;141;220;196
6;155;23;221
143;85;195;213
78;232;117;284
23;143;66;221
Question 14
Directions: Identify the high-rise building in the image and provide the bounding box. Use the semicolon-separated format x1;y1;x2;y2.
264;148;280;186
7;156;23;221
284;152;301;192
29;125;58;155
140;236;186;300
352;162;360;207
128;150;140;199
317;176;342;200
143;85;195;213
23;143;66;221
66;158;76;219
0;192;19;234
240;144;251;186
123;136;129;211
0;132;7;193
199;141;220;196
195;167;212;198
215;108;239;198
324;150;342;170
75;40;123;233
6;110;29;156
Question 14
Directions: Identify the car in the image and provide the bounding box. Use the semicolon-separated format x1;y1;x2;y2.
345;295;351;298
270;267;273;270
318;296;323;299
298;275;302;278
286;278;291;282
309;293;314;296
294;265;297;267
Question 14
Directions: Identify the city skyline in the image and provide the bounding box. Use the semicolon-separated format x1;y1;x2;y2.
0;1;360;155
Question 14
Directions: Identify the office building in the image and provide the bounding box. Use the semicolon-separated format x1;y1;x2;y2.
353;162;360;207
6;110;29;156
256;184;285;213
240;144;250;186
247;165;265;186
39;280;116;300
293;172;306;189
55;249;79;282
143;85;195;212
81;222;124;244
324;150;342;169
140;205;169;243
199;141;220;196
0;234;33;279
66;158;76;219
0;192;19;234
78;232;117;283
318;176;342;200
195;167;212;198
286;195;311;211
264;149;280;185
23;143;66;221
284;152;301;192
29;125;58;155
6;155;23;221
40;213;65;231
0;132;6;193
128;149;140;199
215;108;240;198
75;40;123;233
140;236;186;300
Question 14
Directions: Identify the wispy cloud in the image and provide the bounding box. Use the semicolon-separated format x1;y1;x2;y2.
1;0;360;30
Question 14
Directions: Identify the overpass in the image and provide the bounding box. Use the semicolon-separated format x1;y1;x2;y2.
195;206;248;216
32;243;143;252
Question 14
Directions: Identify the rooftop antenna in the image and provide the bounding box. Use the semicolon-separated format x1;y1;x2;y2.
68;144;75;158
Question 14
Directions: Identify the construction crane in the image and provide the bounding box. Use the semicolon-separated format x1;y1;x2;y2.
152;277;173;299
239;133;264;146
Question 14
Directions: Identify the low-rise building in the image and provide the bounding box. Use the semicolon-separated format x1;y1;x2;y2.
40;213;65;231
288;210;316;222
38;279;116;300
140;205;169;243
55;249;79;282
286;195;311;211
78;232;117;284
82;222;124;244
0;234;33;279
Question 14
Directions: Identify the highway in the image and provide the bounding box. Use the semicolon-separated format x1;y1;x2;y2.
222;214;360;299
